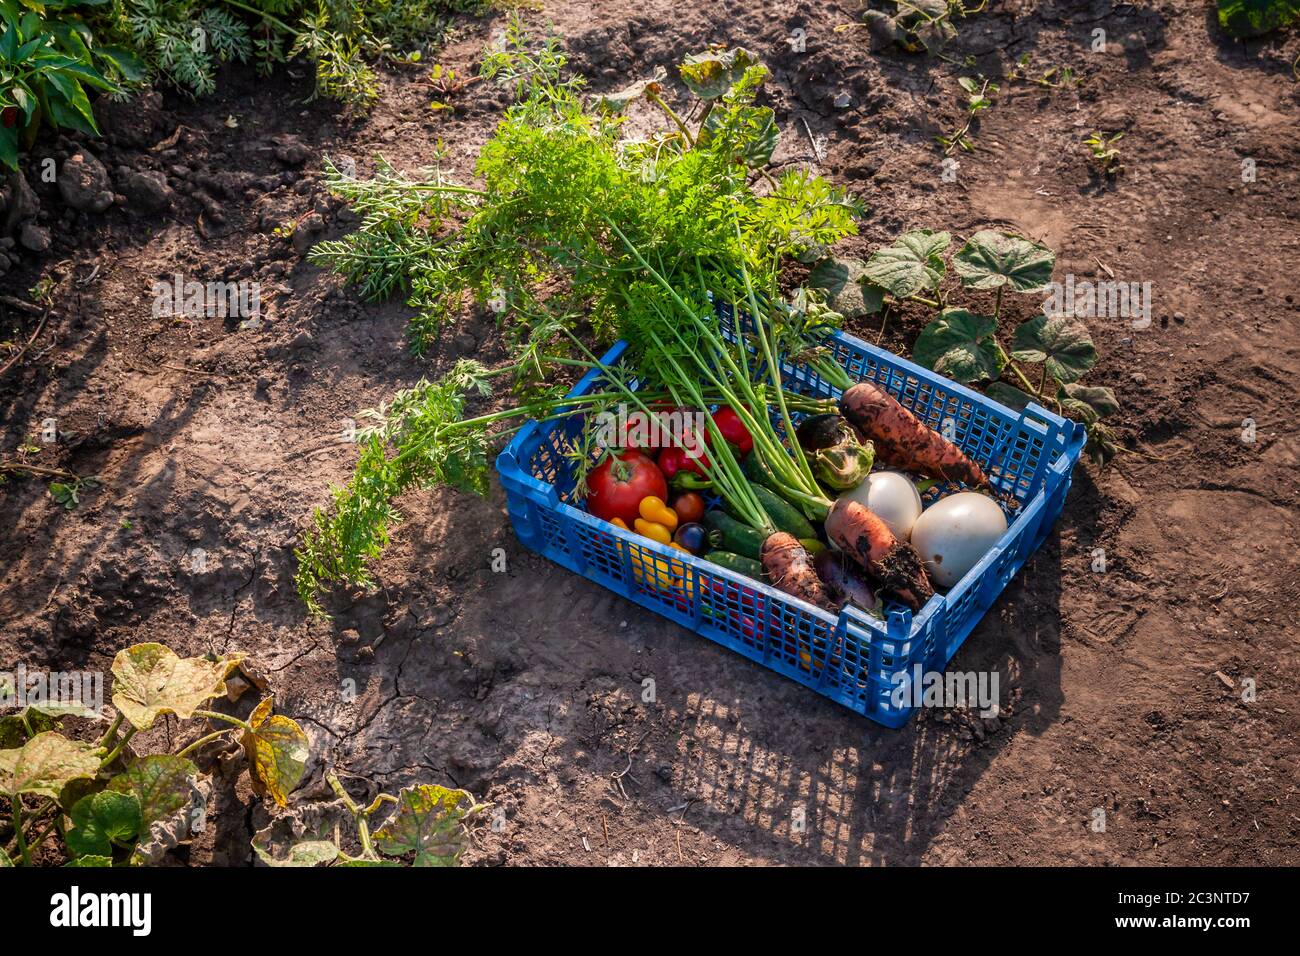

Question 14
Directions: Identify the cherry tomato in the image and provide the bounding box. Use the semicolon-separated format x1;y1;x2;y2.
673;522;710;555
586;451;666;526
671;492;705;524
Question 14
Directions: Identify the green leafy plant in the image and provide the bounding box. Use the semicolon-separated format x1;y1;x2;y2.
910;230;1120;465
252;775;485;866
48;474;99;510
813;228;1121;465
0;461;101;509
806;229;948;333
427;61;477;111
297;23;863;614
856;0;961;55
1;641;312;866
0;0;141;171
1216;0;1299;37
1083;131;1123;175
1010;53;1078;89
936;74;996;154
101;0;486;109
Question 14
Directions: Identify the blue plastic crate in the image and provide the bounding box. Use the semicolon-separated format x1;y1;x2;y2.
495;322;1085;727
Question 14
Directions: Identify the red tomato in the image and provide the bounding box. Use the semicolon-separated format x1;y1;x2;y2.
671;492;706;524
586;451;666;526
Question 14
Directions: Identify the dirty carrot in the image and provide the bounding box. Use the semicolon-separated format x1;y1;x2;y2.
759;532;835;611
824;498;934;611
839;381;988;487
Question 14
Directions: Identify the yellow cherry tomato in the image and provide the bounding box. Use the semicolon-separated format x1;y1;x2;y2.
634;518;672;545
638;495;678;532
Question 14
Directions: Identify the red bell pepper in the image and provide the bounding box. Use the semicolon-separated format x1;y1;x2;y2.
708;406;753;457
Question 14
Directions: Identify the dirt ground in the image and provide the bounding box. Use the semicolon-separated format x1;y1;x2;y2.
2;0;1298;866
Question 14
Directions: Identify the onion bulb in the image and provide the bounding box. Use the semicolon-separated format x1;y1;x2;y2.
908;492;1008;589
838;471;923;540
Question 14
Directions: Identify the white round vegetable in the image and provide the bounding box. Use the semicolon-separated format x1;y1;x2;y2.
840;471;923;541
909;492;1008;589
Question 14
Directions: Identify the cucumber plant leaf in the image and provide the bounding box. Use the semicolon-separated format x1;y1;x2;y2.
336;857;404;867
21;699;105;721
251;821;340;867
808;256;885;317
372;784;483;866
241;697;309;807
1059;382;1120;423
953;230;1055;292
1085;421;1120;468
913;308;1002;384
0;709;61;749
106;754;198;830
0;731;100;799
65;790;142;859
1217;0;1300;37
65;854;114;867
1011;314;1097;383
110;643;241;730
985;382;1036;412
595;67;667;112
678;47;761;99
862;230;950;298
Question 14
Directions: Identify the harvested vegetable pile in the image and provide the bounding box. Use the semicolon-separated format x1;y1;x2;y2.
294;21;1031;621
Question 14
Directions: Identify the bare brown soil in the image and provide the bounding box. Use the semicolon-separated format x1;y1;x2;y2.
2;0;1298;866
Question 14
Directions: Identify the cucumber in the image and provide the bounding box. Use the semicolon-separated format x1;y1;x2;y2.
742;453;826;534
703;510;765;560
799;537;825;555
705;550;764;580
742;450;782;493
751;484;817;540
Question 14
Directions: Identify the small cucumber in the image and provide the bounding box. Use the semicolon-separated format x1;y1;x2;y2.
799;537;825;555
705;550;764;580
751;484;817;540
703;510;765;560
742;450;782;493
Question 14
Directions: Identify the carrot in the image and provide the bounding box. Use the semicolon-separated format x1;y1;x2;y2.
839;382;988;487
824;498;934;611
760;531;835;610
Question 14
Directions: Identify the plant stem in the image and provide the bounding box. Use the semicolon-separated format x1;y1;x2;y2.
193;710;253;732
177;729;234;759
645;88;693;145
11;797;30;865
97;713;124;748
328;773;380;861
994;340;1038;396
98;727;136;769
217;0;295;34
